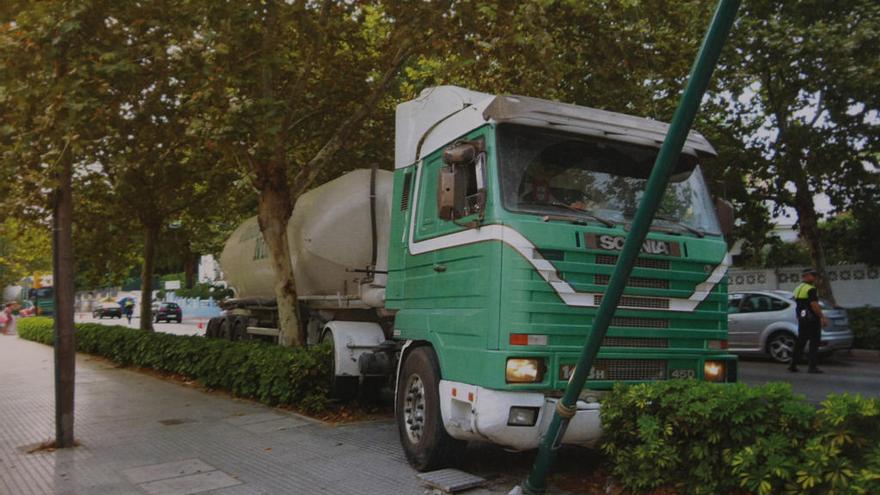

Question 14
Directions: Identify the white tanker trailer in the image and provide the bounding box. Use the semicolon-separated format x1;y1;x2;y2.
211;168;396;397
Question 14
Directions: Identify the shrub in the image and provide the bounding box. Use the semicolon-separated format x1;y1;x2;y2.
602;380;880;495
849;307;880;350
17;317;333;413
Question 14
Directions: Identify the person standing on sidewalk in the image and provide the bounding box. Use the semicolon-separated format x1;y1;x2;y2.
789;268;828;374
1;303;17;335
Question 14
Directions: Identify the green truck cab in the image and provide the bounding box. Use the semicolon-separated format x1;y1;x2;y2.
386;86;735;469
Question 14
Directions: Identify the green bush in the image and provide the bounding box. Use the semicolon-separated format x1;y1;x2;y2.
17;317;333;413
602;381;880;495
849;307;880;350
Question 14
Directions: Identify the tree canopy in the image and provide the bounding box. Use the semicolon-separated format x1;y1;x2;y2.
2;0;878;330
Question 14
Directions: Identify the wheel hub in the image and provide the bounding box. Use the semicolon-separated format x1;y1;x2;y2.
770;335;795;362
403;374;426;444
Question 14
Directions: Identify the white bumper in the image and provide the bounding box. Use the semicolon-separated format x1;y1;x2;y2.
438;380;602;451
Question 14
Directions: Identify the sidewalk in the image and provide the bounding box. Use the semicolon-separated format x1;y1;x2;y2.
0;334;455;494
0;334;589;495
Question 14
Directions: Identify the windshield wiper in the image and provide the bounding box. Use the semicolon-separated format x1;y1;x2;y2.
549;202;615;228
652;214;705;238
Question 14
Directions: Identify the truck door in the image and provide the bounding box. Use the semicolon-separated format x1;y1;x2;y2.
406;135;501;355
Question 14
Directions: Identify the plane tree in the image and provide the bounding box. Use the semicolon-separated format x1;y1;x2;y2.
190;1;457;346
708;0;880;302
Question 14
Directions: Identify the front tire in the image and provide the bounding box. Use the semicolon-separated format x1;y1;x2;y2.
767;331;796;363
396;346;465;471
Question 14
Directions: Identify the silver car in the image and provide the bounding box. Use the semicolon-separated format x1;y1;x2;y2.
727;290;854;363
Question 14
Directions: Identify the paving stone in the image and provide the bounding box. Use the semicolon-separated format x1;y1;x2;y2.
138;470;241;495
222;412;286;426
239;417;310;434
123;459;215;484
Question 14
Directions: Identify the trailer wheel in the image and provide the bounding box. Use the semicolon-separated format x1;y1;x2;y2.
232;317;249;341
322;330;358;401
396;346;465;471
218;318;233;340
205;317;221;339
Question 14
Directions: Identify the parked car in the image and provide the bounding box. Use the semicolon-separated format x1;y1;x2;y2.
93;304;122;319
727;290;854;363
18;301;36;317
153;302;182;323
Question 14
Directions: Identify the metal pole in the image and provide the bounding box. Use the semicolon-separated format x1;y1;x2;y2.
517;1;740;493
53;149;76;448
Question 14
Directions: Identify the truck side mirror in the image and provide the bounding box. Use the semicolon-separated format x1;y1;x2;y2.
443;142;476;167
438;141;485;222
715;198;734;239
438;165;465;220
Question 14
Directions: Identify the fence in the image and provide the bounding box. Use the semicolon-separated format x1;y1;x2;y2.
728;264;880;308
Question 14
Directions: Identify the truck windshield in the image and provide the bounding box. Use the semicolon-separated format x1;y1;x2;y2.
497;124;722;235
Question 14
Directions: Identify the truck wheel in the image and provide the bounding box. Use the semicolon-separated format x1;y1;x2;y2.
219;318;233;340
206;317;221;339
232;317;248;341
323;331;358;401
396;346;465;471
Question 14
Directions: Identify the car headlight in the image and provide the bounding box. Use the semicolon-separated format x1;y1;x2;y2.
506;358;545;383
704;360;725;382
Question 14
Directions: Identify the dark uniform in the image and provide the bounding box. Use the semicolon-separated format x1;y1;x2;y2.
790;281;821;371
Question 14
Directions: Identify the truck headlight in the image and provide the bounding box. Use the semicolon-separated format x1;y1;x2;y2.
506;358;544;383
704;360;725;382
507;406;540;426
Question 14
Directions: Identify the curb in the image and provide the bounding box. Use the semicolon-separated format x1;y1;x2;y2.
844;349;880;358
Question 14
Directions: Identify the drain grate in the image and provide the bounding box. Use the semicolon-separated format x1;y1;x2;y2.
417;469;487;494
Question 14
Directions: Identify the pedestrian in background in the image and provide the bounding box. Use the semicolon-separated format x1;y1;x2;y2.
789;268;828;374
124;299;135;324
0;303;16;335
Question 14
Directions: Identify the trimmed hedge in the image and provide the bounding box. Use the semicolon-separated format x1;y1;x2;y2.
18;317;333;413
602;380;880;495
850;307;880;350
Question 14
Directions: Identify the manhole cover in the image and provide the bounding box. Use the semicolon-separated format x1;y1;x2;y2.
158;418;194;426
417;469;487;494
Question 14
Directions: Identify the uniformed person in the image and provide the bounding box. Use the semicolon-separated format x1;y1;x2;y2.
788;268;828;373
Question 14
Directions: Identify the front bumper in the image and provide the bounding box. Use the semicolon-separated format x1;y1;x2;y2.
438;380;601;451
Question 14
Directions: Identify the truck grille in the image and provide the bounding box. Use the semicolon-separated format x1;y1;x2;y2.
601;337;668;348
610;316;669;329
595;254;670;270
595;274;669;289
595;359;667;380
594;294;670;309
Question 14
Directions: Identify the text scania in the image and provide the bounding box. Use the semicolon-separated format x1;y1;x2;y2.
598;235;670;255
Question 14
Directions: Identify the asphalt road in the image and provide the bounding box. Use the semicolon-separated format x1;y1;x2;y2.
76;312;206;336
78;314;878;402
738;353;880;402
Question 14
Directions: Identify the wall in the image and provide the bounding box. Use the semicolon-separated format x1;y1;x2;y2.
728;264;880;308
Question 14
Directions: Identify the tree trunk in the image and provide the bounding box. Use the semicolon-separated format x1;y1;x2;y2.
792;176;837;305
53;147;76;448
257;180;303;347
183;249;197;289
140;224;159;331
